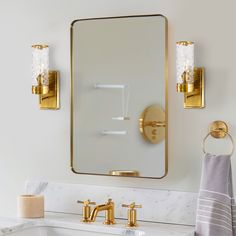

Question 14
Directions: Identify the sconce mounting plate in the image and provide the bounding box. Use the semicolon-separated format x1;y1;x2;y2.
184;67;205;108
39;71;60;110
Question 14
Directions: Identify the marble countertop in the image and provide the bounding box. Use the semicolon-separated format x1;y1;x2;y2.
0;213;195;236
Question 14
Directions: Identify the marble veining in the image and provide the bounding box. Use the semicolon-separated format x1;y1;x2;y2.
0;213;194;236
25;181;198;225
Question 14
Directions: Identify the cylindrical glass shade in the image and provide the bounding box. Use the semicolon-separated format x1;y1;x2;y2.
32;45;49;87
176;41;194;91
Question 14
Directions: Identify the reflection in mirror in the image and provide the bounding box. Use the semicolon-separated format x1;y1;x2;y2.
71;15;168;178
139;104;165;144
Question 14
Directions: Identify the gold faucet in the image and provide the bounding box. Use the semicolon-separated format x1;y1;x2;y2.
89;198;116;225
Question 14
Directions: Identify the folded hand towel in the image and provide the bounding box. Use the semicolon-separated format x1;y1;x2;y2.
195;153;236;236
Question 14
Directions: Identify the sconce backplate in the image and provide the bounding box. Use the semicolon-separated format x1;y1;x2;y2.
184;67;205;108
39;71;60;110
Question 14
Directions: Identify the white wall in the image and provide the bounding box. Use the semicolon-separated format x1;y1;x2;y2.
1;0;236;216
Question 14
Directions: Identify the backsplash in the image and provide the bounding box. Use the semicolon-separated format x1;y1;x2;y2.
25;181;197;225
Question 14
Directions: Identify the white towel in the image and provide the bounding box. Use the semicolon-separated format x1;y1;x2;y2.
195;153;236;236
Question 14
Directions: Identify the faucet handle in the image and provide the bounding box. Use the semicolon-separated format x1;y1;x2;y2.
122;202;142;209
122;202;142;227
107;198;114;204
77;199;96;206
77;199;96;222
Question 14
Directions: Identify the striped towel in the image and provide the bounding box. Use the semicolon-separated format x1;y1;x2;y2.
195;153;236;236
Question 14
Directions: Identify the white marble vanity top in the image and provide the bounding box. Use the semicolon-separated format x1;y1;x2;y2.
26;181;198;225
0;213;194;236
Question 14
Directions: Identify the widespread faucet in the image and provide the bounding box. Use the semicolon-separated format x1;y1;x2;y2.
89;198;115;225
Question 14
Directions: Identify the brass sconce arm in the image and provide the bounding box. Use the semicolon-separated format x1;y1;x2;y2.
176;71;194;93
32;74;49;95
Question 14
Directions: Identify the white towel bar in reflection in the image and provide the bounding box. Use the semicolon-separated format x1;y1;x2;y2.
112;117;130;121
94;83;130;121
100;130;127;135
94;84;126;89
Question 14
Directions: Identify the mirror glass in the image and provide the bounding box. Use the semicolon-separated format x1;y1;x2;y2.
71;15;168;178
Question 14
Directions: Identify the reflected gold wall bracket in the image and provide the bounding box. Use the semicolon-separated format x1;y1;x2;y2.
109;170;140;177
139;104;165;144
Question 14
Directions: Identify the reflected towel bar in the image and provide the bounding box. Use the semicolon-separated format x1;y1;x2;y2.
100;130;127;135
94;84;126;89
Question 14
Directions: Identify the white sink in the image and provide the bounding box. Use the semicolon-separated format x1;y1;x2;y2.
0;213;194;236
7;226;140;236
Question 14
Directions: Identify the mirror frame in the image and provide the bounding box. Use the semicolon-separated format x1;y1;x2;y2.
70;14;168;179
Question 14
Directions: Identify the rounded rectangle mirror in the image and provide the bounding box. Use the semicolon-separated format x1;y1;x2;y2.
70;14;168;178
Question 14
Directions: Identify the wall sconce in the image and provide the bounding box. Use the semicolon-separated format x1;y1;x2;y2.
176;41;204;108
32;44;60;109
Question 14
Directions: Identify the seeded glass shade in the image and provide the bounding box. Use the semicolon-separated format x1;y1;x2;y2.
32;45;49;87
176;41;194;85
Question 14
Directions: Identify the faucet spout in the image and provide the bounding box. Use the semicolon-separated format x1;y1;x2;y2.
89;199;115;225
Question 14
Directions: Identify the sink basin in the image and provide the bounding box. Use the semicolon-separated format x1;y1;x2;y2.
0;213;194;236
5;225;145;236
7;226;138;236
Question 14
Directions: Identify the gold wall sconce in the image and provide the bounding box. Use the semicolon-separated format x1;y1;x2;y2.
32;45;60;109
176;41;205;108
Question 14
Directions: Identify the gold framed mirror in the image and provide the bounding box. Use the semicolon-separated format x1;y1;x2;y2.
70;14;168;178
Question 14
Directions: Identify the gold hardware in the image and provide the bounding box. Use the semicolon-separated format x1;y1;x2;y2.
89;198;116;225
210;121;228;138
77;199;96;222
109;170;140;177
32;44;49;50
176;40;205;109
139;104;165;144
32;71;60;110
202;121;235;155
183;67;205;108
176;78;194;93
32;85;49;95
176;41;194;46
122;202;142;227
177;68;204;108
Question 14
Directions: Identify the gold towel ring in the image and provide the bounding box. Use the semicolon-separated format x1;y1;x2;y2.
202;121;235;155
